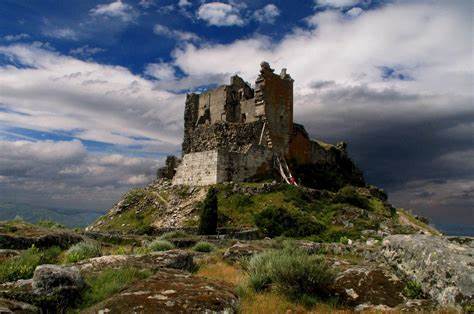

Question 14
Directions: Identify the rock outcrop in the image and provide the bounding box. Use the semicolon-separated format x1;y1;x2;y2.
0;222;83;249
382;234;473;308
0;297;39;314
330;265;405;307
74;250;196;274
83;268;239;314
223;242;263;263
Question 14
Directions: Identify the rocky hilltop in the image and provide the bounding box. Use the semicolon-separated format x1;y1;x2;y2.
0;63;472;313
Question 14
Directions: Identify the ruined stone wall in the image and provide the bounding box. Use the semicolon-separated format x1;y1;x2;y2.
239;98;257;123
173;147;273;186
182;120;266;154
288;124;312;164
255;63;294;156
224;145;273;182
198;86;227;124
172;150;220;186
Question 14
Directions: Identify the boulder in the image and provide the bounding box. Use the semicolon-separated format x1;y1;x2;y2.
83;268;239;314
75;249;195;274
223;242;263;262
382;234;474;307
0;266;85;312
0;298;38;314
32;265;85;295
330;265;405;307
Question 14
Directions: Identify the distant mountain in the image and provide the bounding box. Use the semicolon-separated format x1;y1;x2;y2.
0;202;104;228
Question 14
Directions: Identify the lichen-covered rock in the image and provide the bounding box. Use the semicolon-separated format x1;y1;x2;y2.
32;265;85;310
32;265;85;295
382;234;474;307
75;249;195;274
223;242;263;262
0;266;85;312
83;268;239;314
330;265;405;307
0;298;38;314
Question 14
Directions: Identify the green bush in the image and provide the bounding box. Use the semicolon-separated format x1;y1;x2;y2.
159;230;188;240
198;187;218;235
254;206;325;238
403;280;423;298
148;239;175;251
81;267;151;308
64;241;101;263
192;241;215;252
246;247;335;301
334;186;370;209
0;246;62;283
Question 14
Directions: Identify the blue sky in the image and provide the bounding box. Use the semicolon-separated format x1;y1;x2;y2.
0;0;472;226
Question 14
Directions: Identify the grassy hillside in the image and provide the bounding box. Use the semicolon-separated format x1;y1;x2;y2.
88;180;422;241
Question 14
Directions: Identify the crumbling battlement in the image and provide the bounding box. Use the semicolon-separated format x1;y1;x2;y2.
171;62;364;187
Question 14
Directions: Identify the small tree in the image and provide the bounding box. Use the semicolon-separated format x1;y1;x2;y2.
198;187;218;235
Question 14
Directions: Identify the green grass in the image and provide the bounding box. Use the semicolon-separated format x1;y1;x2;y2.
217;185;302;228
403;280;423;298
148;239;175;251
192;241;215;252
159;230;189;239
0;246;62;283
96;188;159;234
254;205;325;238
64;241;101;263
245;246;335;305
80;267;152;308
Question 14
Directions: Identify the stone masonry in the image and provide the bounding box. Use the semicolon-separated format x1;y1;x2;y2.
172;62;361;186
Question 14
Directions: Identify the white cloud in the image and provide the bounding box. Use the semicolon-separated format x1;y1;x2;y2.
197;2;244;26
69;45;106;58
90;0;137;22
253;4;280;24
139;0;155;8
0;43;183;150
316;0;360;8
145;62;176;81
153;24;200;42
178;0;192;8
346;7;363;17
43;28;78;40
2;33;30;41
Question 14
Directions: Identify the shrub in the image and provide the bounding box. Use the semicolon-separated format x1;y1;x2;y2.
254;206;325;238
334;186;369;209
198;187;218;235
81;267;151;308
339;236;349;244
148;239;175;251
192;241;215;252
403;280;423;298
159;230;188;240
134;246;152;255
0;246;62;283
64;241;101;263
246;247;335;301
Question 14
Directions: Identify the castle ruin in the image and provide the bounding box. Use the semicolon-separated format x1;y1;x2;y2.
171;62;362;187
